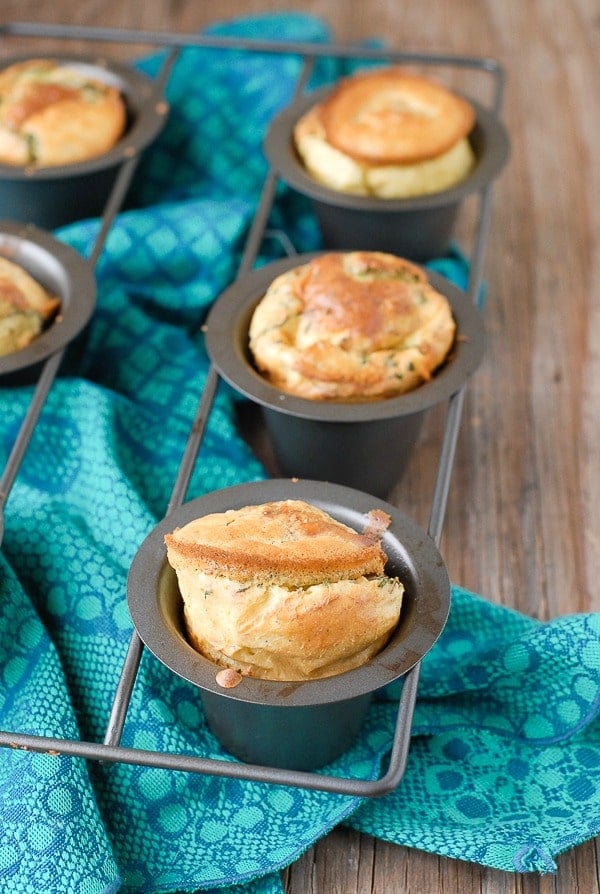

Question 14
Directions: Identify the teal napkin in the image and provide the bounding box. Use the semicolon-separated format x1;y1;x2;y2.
1;14;598;894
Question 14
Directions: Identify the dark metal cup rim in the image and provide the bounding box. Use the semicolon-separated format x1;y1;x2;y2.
127;479;451;708
264;86;510;212
205;252;486;422
0;54;168;181
0;221;96;377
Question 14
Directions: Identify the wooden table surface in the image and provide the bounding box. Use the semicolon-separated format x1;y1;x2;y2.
1;1;598;892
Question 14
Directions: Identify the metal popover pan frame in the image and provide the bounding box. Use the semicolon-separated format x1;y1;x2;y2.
0;20;506;797
205;254;486;496
264;88;510;260
128;478;451;770
0;220;97;381
206;256;486;423
0;53;169;230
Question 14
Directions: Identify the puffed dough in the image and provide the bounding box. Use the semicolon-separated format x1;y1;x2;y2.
0;58;127;167
293;68;476;198
165;499;405;681
0;256;60;357
248;252;456;401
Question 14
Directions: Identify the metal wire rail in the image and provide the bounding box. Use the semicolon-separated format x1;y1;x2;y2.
0;23;504;797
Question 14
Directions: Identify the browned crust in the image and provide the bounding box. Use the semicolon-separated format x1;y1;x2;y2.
316;68;475;165
248;251;456;402
164;500;390;586
0;58;127;167
0;257;60;319
291;252;427;344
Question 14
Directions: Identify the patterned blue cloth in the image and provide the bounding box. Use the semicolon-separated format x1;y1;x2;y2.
0;13;599;894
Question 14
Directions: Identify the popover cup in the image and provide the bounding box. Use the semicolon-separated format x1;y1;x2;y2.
0;221;96;386
127;479;451;770
264;82;510;261
0;54;168;230
205;253;485;498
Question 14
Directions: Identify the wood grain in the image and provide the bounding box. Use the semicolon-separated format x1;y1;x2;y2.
1;0;598;891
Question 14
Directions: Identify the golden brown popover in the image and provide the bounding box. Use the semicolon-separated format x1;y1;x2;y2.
0;256;60;357
248;251;456;401
293;67;476;198
165;499;404;681
0;58;127;167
